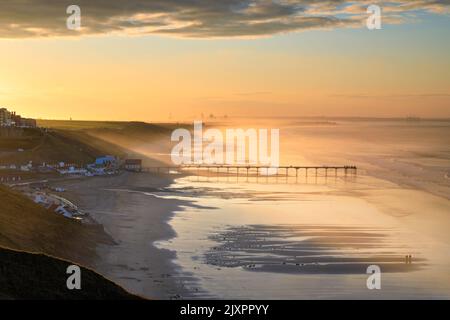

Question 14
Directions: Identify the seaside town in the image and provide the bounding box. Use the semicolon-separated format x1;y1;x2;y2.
0;107;37;128
1;107;143;223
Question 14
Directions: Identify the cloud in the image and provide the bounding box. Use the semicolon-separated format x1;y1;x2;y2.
0;0;448;39
330;93;450;99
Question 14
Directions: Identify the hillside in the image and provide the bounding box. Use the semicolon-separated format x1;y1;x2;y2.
37;119;174;142
0;127;127;166
36;120;177;165
0;185;140;299
0;185;109;264
37;119;178;131
36;120;129;130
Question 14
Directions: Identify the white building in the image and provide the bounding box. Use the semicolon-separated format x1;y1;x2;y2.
0;108;12;126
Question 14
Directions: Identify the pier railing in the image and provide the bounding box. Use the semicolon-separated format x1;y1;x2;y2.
140;165;357;177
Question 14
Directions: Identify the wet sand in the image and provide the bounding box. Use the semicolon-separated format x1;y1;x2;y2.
48;170;450;299
205;225;426;274
156;175;450;299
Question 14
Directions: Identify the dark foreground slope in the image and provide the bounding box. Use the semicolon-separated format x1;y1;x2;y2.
0;247;141;300
0;185;140;299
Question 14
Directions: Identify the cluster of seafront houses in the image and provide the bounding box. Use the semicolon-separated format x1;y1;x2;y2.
1;108;143;221
1;156;142;222
0;107;37;128
61;156;142;176
1;155;143;222
0;156;141;222
0;107;142;181
0;156;143;183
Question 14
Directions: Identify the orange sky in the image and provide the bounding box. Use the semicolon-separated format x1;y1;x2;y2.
0;3;449;121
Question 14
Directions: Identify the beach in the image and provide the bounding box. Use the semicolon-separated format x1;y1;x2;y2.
52;172;193;299
156;175;450;299
50;119;450;299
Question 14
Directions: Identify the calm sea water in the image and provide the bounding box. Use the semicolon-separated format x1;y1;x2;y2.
155;119;450;299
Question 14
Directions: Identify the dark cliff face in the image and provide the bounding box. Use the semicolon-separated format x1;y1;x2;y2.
0;247;142;300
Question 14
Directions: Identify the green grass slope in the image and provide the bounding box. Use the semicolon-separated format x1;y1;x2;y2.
36;120;176;165
0;127;127;165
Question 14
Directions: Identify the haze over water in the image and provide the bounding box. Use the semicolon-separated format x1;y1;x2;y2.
155;118;450;299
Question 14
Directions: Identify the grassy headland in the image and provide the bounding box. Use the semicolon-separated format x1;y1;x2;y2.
0;120;176;166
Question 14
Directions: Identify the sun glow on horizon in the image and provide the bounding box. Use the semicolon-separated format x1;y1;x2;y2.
0;5;449;121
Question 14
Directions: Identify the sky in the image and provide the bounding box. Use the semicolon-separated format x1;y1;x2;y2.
0;0;449;121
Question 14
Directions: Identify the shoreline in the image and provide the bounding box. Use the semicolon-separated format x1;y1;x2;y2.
157;175;450;299
50;171;195;299
45;161;450;299
41;155;445;299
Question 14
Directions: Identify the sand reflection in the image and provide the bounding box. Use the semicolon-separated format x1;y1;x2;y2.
205;225;426;274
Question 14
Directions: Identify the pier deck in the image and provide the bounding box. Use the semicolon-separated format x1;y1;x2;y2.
140;165;357;177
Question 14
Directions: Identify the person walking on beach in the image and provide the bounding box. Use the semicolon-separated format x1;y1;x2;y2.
405;255;413;264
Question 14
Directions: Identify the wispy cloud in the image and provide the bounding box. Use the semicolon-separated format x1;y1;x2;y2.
0;1;448;39
330;93;450;99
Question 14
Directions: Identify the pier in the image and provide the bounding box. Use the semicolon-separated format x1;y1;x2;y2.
141;165;357;178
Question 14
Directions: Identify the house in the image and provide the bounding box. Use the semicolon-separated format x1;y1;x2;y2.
0;108;12;126
20;118;37;128
11;112;21;126
58;167;88;175
125;159;142;172
95;155;116;167
0;108;36;127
